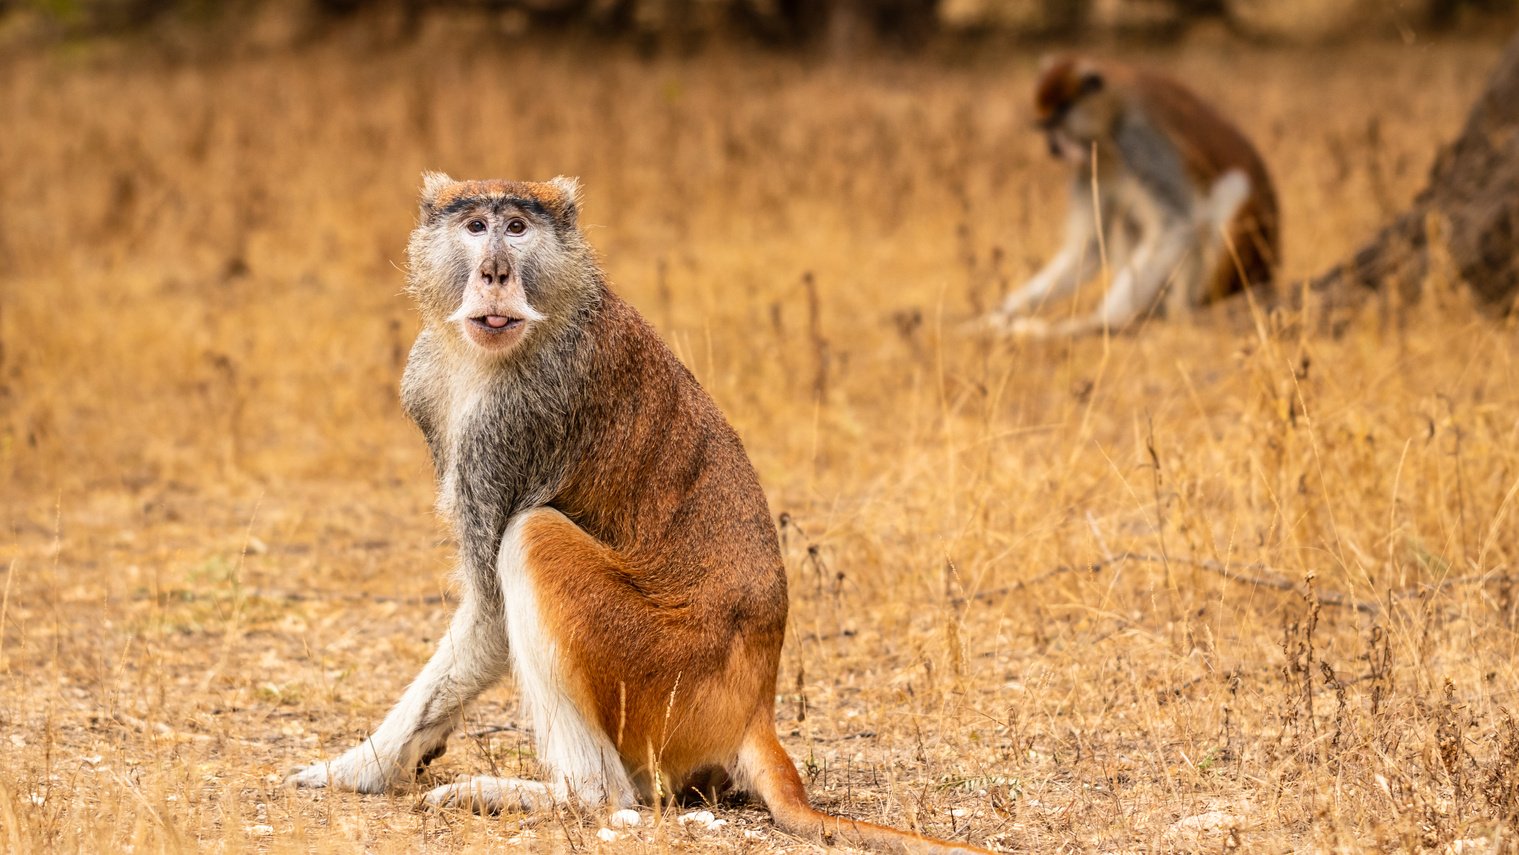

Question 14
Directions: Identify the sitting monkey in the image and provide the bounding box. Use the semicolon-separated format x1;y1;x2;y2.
993;56;1280;336
288;174;991;855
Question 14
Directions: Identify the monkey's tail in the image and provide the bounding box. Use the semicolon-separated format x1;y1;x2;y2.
737;720;996;855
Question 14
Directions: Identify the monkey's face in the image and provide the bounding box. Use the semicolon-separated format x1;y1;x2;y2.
1034;58;1110;165
407;174;589;359
1043;117;1094;164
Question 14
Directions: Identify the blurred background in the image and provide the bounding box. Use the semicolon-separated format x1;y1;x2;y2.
4;0;1516;490
7;2;1519;853
2;0;1517;51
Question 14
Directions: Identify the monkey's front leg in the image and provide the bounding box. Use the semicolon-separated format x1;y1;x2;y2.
288;590;508;794
1054;221;1193;336
996;240;1100;323
993;192;1101;325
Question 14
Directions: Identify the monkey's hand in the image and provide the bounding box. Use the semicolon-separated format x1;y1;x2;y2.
286;737;423;794
1001;316;1055;339
996;290;1038;319
960;311;1016;337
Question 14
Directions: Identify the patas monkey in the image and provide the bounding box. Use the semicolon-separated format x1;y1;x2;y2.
287;175;991;854
993;56;1280;336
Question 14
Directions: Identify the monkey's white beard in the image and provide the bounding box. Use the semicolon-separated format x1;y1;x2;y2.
1050;131;1093;165
446;296;547;325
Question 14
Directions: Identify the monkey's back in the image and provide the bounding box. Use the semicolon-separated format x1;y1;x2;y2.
557;292;782;582
1128;68;1281;299
548;289;789;732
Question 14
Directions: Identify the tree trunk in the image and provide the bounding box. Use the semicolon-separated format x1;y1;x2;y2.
1306;31;1519;320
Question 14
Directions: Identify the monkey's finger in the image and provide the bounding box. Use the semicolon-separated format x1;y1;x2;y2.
284;763;335;789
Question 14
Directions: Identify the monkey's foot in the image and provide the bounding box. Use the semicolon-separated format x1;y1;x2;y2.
960;312;1016;336
286;739;422;794
422;776;553;814
1002;316;1054;338
286;759;386;793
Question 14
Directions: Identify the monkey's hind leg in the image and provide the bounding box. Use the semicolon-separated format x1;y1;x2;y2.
430;508;640;816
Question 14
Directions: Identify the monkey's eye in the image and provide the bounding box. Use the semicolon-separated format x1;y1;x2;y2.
505;218;527;236
465;219;487;235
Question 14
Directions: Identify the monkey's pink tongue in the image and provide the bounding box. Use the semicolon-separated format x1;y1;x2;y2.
484;315;512;329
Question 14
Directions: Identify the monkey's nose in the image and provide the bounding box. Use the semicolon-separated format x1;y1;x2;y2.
478;256;511;287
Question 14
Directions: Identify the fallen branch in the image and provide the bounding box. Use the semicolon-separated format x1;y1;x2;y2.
1390;570;1513;602
970;551;1379;615
1114;552;1381;615
465;723;529;738
969;563;1088;603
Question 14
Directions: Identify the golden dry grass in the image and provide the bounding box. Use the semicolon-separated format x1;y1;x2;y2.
3;19;1519;853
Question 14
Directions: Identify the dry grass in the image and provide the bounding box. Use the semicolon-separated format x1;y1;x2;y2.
4;18;1519;852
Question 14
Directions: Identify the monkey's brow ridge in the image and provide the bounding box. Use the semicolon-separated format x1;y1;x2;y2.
435;195;553;221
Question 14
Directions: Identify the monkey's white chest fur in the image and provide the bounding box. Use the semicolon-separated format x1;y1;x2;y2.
496;512;636;807
432;359;496;525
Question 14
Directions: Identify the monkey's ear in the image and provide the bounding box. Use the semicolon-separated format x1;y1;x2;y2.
419;171;455;217
547;175;583;227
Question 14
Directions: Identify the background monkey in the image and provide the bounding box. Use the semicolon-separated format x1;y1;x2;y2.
287;174;990;854
993;56;1280;336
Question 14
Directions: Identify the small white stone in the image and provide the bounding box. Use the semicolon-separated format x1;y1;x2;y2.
596;828;621;842
706;818;729;831
245;825;274;836
609;809;642;828
744;830;766;840
950;808;969;818
679;810;716;826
